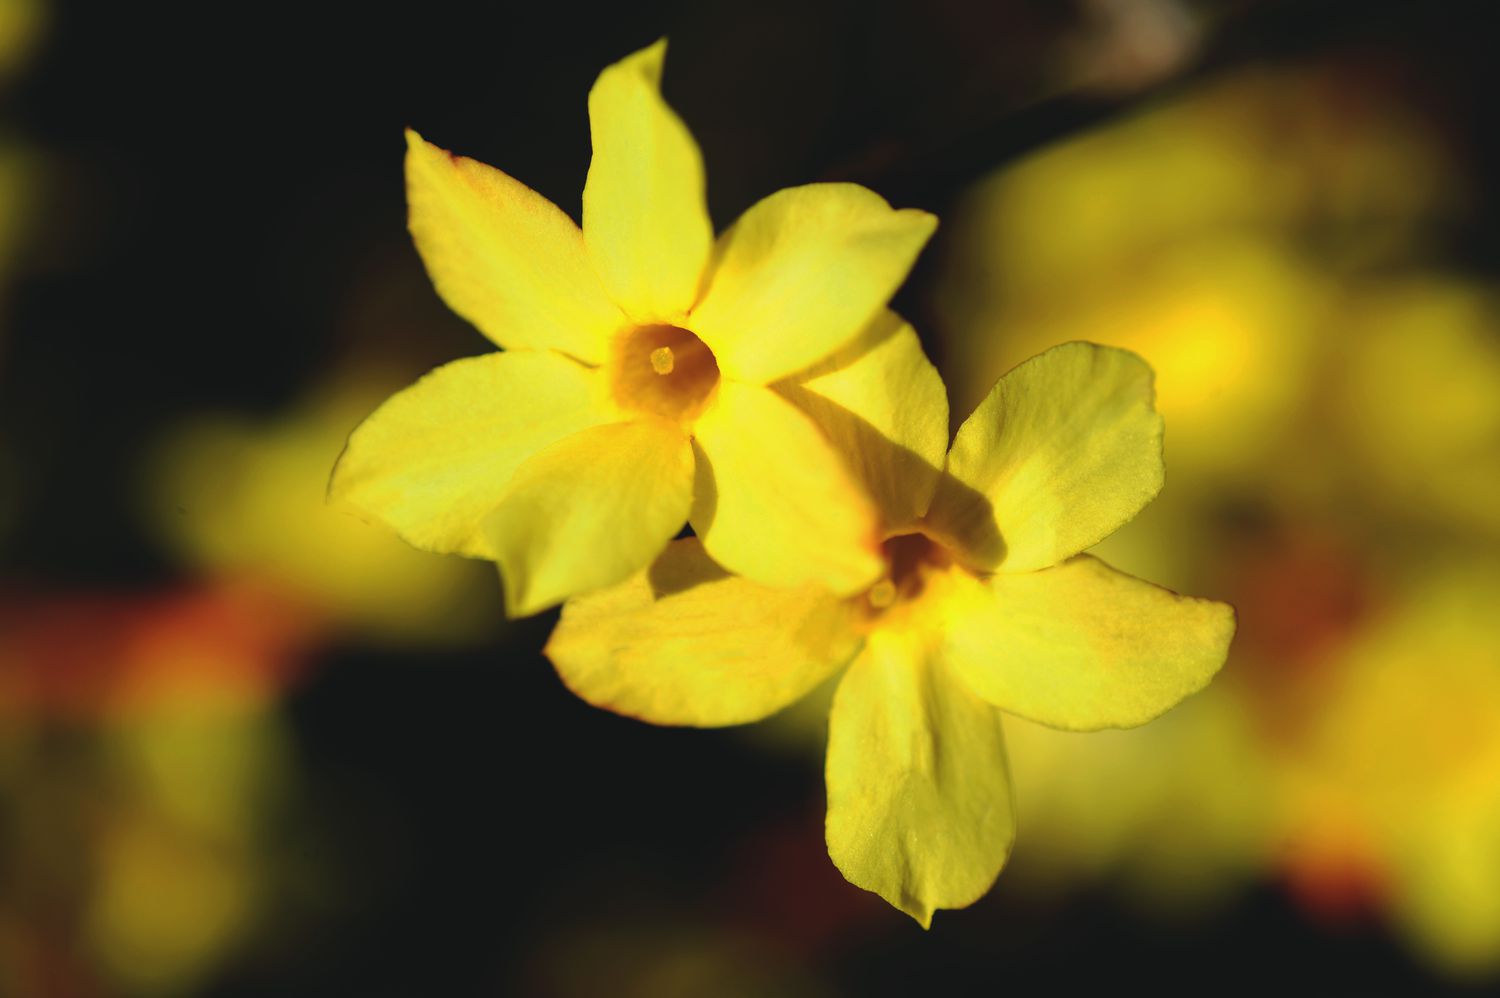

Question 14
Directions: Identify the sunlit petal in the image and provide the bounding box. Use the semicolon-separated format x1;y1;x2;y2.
483;417;694;616
405;130;623;362
929;342;1163;572
547;538;861;726
825;627;1017;927
777;311;949;532
944;555;1235;730
583;39;713;322
330;351;610;557
690;183;936;384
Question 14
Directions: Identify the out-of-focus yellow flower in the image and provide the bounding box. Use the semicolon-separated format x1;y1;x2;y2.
85;708;293;996
949;239;1330;491
0;0;45;83
935;63;1453;477
1330;277;1500;538
930;50;1500;975
333;40;936;616
1003;683;1272;909
146;366;494;644
940;64;1450;311
1277;563;1500;976
547;338;1234;925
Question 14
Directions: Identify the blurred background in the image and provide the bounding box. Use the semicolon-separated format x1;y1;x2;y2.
3;0;1499;993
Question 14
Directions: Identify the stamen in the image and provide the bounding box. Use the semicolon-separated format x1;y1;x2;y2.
867;579;896;609
650;346;676;375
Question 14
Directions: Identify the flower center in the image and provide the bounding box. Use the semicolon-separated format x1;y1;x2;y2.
609;324;720;424
862;530;953;616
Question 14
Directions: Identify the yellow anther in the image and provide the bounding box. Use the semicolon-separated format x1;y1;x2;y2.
867;579;896;609
649;346;676;375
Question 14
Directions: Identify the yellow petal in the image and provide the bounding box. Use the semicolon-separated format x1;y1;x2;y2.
330;351;610;557
546;538;861;726
582;39;713;323
825;628;1017;927
690;184;937;384
405;130;624;363
690;380;881;595
484;417;694;616
777;311;949;532
943;555;1235;731
929;342;1163;573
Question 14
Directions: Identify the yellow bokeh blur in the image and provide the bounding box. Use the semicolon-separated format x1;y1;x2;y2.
0;0;44;84
935;55;1500;975
1003;684;1272;912
144;365;499;644
1330;278;1500;537
6;5;1500;989
86;708;294;994
1282;564;1500;974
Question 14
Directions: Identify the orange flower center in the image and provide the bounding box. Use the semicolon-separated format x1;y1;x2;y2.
609;324;721;424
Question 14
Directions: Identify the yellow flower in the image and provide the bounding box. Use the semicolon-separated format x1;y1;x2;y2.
547;339;1236;925
147;365;496;644
330;40;937;616
1279;562;1500;975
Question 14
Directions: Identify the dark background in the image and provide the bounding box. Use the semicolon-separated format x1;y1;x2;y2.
4;1;1499;994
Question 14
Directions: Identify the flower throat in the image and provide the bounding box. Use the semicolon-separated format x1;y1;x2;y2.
610;324;720;423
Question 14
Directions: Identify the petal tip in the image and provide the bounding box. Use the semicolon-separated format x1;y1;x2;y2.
403;127;444;159
602;36;668;87
902;207;940;238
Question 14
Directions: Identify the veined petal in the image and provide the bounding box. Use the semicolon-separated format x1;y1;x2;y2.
929;342;1164;573
330;351;610;557
943;555;1236;731
484;418;694;616
690;380;882;595
546;538;861;726
825;628;1017;927
406;130;624;363
690;184;937;385
777;312;949;532
583;39;713;322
